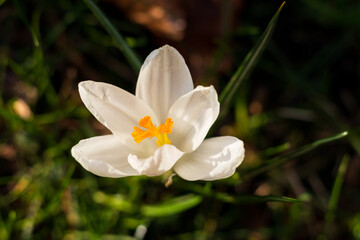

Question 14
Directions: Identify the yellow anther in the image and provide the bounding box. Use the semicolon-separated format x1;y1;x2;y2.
132;116;173;147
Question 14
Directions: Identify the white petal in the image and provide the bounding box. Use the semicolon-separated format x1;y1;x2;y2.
128;145;184;177
71;135;142;178
79;81;158;151
136;45;194;122
173;136;245;181
168;86;219;153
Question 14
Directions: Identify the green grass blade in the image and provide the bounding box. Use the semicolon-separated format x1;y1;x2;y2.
181;182;301;204
212;192;302;204
83;0;142;72
326;155;349;221
141;194;202;217
215;2;285;129
318;154;349;240
235;195;302;204
13;0;39;47
243;131;348;178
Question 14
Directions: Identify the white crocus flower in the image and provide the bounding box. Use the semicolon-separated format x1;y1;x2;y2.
71;45;245;182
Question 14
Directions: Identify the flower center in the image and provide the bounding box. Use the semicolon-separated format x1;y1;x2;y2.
132;116;173;147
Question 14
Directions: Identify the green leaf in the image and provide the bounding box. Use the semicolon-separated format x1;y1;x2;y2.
242;131;348;178
213;2;286;131
83;0;142;72
141;194;202;217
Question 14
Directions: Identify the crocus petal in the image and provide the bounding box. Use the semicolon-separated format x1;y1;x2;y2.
79;81;158;151
168;86;220;153
128;145;184;177
173;136;245;181
136;45;194;122
71;135;141;178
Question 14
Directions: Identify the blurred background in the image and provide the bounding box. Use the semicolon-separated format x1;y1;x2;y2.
0;0;359;239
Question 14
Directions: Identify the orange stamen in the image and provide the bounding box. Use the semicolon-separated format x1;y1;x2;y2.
132;116;173;146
